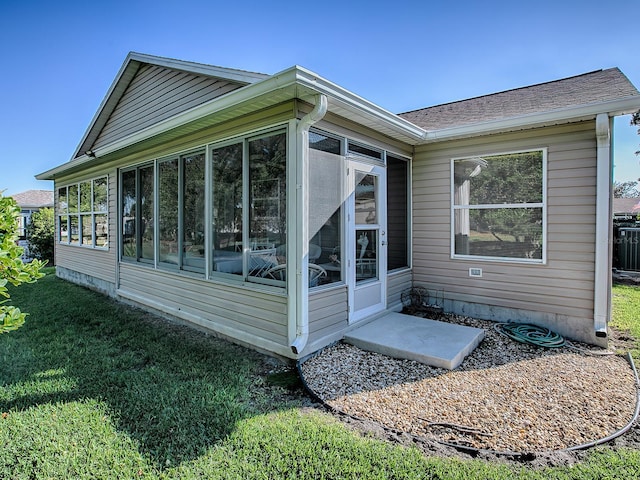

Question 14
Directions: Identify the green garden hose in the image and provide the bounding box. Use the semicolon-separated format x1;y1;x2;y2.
494;322;566;348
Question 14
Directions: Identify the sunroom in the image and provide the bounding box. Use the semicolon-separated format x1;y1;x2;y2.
39;53;424;359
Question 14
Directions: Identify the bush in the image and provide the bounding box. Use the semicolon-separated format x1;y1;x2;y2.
0;193;45;333
26;207;54;264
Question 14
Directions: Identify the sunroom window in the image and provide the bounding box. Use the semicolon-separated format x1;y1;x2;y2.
58;176;108;249
452;149;546;262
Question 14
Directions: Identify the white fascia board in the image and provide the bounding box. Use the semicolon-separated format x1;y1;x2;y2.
423;96;640;143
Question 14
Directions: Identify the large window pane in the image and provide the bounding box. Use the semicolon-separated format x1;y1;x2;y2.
81;214;92;245
309;148;344;285
58;187;68;214
93;177;108;212
159;159;178;265
212;143;243;275
453;150;545;262
139;165;155;261
454;151;543;206
183;152;205;272
248;133;286;281
68;185;78;213
95;214;108;247
455;208;543;259
69;216;79;244
121;170;137;258
79;181;92;212
387;155;408;271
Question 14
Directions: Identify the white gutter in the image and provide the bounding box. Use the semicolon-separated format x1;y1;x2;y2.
594;113;613;339
289;94;328;355
423;96;640;143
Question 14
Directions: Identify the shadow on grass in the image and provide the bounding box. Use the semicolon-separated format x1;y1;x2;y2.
0;274;295;469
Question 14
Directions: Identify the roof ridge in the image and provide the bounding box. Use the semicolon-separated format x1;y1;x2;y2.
128;51;270;80
398;68;613;115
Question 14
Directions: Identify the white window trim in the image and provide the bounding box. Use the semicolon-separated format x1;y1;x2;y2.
450;148;547;265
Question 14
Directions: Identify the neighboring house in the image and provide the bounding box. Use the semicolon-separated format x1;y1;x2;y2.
37;52;640;358
10;190;54;259
613;197;640;220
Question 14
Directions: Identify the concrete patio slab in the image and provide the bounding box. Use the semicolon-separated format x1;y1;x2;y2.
344;312;485;370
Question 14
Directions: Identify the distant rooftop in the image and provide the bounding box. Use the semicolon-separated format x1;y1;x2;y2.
399;68;640;130
613;197;640;214
11;190;54;208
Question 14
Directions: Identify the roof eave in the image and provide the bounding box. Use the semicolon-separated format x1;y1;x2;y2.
37;66;427;180
422;96;640;143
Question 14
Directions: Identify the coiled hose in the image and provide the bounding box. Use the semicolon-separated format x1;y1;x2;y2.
494;322;566;348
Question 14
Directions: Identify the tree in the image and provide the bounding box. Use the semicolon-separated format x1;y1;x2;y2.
26;207;54;264
0;193;45;333
613;180;640;198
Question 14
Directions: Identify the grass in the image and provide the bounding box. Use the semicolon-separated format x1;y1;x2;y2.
611;283;640;358
1;271;640;478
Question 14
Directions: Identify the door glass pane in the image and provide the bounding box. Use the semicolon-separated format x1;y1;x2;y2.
355;173;376;224
159;159;179;265
212;143;243;275
356;229;377;282
183;152;205;272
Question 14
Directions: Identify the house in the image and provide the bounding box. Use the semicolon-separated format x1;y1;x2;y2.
37;52;640;358
613;197;640;220
10;190;54;259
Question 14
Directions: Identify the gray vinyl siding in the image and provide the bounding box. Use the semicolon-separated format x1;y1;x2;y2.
92;64;245;150
412;121;598;342
387;270;412;311
307;285;348;352
118;263;290;353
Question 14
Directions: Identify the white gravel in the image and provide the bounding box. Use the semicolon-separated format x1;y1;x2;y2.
299;315;639;453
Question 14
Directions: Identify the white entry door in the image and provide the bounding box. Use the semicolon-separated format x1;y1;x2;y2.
348;160;387;323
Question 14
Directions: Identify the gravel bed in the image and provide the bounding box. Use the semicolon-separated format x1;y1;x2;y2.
299;314;639;453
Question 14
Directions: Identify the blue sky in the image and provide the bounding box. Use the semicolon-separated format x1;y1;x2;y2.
1;0;639;196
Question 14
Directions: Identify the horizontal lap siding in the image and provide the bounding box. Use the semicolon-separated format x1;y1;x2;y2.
93;65;245;150
308;286;348;348
118;264;289;348
412;122;597;322
388;270;412;310
56;245;115;283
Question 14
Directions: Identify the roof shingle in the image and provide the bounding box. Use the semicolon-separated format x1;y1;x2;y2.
10;190;54;208
399;68;640;130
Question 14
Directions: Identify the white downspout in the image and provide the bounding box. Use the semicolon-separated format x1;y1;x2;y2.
594;113;612;339
290;94;328;355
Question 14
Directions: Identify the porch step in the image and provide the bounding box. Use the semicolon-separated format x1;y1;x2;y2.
343;312;485;370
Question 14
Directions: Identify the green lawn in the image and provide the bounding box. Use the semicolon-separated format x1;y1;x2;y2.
1;271;640;479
